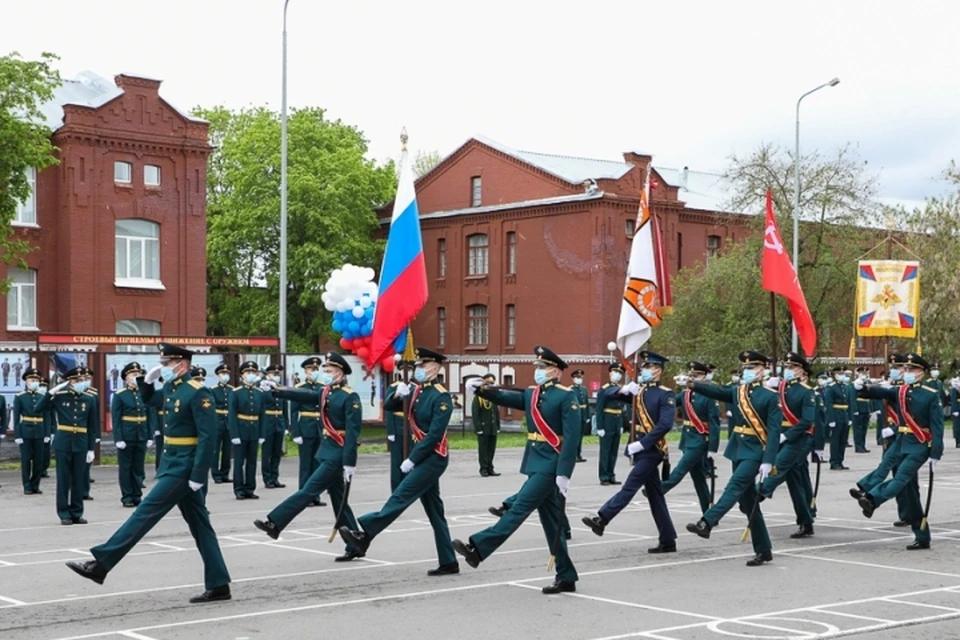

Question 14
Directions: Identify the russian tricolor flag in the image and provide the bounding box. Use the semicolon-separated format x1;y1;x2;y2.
367;147;428;368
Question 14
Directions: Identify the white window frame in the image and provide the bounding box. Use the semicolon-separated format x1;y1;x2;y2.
114;161;133;184
144;164;161;187
438;307;446;347
467;234;489;276
437;238;447;278
467;304;488;347
470;176;482;207
506;304;516;346
6;267;39;331
115;219;165;289
115;319;161;353
506;231;517;275
13;167;38;227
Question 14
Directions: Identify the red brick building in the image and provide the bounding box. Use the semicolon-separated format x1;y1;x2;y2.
403;137;752;398
2;72;210;351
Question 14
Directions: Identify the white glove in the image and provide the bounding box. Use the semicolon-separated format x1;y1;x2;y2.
146;440;154;448
43;436;50;443
881;427;895;439
395;382;412;397
293;436;304;445
476;431;484;435
872;410;881;417
765;376;780;389
258;438;266;444
675;374;689;386
814;450;825;462
50;381;69;394
15;438;23;445
231;438;241;445
929;459;939;472
400;458;415;474
387;434;396;442
597;429;606;438
154;430;161;437
828;421;836;428
626;441;643;455
555;475;570;498
779;433;787;444
343;465;355;482
85;451;95;464
757;462;772;482
726;410;732;418
115;441;127;450
466;378;485;391
145;365;163;384
951;377;960;391
189;480;203;491
853;378;864;391
622;381;641;396
954;412;959;417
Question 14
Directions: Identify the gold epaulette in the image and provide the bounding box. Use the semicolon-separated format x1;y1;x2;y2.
188;379;204;390
602;383;611;389
921;385;939;394
659;385;671;391
389;381;401;387
555;384;571;391
295;382;306;388
434;383;448;393
342;385;353;393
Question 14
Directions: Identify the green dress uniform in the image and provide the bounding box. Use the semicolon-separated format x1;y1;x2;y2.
210;380;233;482
853;374;872;452
826;377;855;469
228;379;266;499
40;385;53;477
290;374;325;493
662;368;720;514
596;373;627;484
150;407;164;472
260;384;288;488
82;386;101;499
384;381;410;491
571;378;590;461
111;381;151;506
472;391;500;476
14;370;49;494
456;359;580;589
950;385;960;447
85;353;231;594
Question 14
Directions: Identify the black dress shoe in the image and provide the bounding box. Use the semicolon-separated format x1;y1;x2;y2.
427;562;460;576
122;501;135;508
830;464;849;471
246;493;259;500
213;478;225;484
746;551;773;567
609;480;622;485
83;495;94;501
274;482;286;488
906;540;930;550
686;519;711;539
581;515;605;537
66;560;107;584
855;448;870;453
858;495;876;518
338;527;370;554
542;580;576;594
188;585;231;603
310;498;327;507
893;520;910;528
648;542;677;554
576;457;587;463
34;489;43;495
488;505;506;518
334;549;365;562
41;472;49;478
235;494;247;500
89;478;95;484
73;517;88;525
487;471;501;477
480;470;490;477
254;518;281;540
452;539;481;568
600;480;611;486
849;487;865;500
790;524;814;539
60;519;73;525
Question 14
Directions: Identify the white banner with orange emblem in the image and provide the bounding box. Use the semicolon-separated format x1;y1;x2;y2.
855;260;920;338
616;171;661;358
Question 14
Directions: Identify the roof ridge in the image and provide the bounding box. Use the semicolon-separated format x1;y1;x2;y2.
518;148;630;166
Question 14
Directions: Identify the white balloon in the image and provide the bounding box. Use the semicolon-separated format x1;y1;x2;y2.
359;296;372;309
352;306;365;319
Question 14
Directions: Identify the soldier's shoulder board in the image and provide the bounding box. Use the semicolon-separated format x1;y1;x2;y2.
188;379;205;390
295;382;306;388
555;383;571;391
758;386;776;394
921;385;938;394
658;385;671;391
342;385;353;393
434;383;448;394
601;383;611;389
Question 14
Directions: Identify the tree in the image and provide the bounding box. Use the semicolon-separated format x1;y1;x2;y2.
0;51;61;280
413;150;441;177
194;106;396;350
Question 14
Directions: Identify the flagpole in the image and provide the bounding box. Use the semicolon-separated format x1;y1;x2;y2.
770;293;778;370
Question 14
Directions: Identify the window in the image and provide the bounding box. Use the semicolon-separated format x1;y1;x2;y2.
707;235;721;259
114;161;132;184
676;232;683;270
116;319;161;353
144;164;161;187
437;238;447;278
6;268;37;330
467;304;488;346
115;219;162;287
14;167;37;225
625;219;635;239
470;176;482;207
506;231;517;275
438;307;446;347
506;304;516;346
467;234;488;276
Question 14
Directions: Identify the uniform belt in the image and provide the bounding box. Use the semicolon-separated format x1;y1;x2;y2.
165;436;198;446
299;411;321;418
216;409;228;415
238;414;259;421
528;433;563;444
157;410;166;415
20;416;44;423
122;416;148;423
58;425;87;434
264;410;283;416
579;404;588;408
392;411;404;417
733;425;759;438
603;408;623;415
781;421;794;427
898;426;931;435
832;404;848;409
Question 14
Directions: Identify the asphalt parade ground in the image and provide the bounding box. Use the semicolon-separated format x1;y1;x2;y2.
3;443;960;640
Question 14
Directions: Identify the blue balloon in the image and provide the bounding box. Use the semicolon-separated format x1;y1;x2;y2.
348;321;360;334
332;319;342;332
364;307;374;319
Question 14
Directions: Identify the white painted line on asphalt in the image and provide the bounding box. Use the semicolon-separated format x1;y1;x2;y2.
116;632;159;640
881;597;960;613
0;560;14;567
781;552;960;578
0;594;27;605
813;609;894;624
146;542;186;552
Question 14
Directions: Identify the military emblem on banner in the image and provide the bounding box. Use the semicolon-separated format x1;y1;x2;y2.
855;260;920;337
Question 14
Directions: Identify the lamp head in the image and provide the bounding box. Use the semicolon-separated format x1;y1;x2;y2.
828;77;840;87
606;341;617;352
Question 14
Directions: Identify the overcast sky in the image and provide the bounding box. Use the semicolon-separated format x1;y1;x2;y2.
4;0;957;209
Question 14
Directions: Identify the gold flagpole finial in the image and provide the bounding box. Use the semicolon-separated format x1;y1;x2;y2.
400;127;408;152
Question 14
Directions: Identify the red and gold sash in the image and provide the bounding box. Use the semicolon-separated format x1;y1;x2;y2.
529;386;562;453
898;385;931;444
737;384;768;446
683;390;709;435
635;389;669;457
319;386;345;447
407;385;449;457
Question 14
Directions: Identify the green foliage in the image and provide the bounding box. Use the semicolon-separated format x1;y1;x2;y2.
413;149;441;177
194;105;396;348
0;51;61;279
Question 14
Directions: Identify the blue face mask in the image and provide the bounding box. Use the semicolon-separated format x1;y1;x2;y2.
318;371;334;385
740;369;758;385
610;371;623;384
903;372;918;385
639;369;654;383
414;367;428;383
783;369;796;382
73;380;90;393
534;369;549;386
160;366;177;383
889;368;902;382
309;369;322;383
243;372;259;386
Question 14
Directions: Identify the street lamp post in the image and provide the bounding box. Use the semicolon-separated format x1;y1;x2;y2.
792;76;839;352
279;0;291;353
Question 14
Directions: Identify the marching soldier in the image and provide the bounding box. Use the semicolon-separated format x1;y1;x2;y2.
385;374;409;491
826;367;854;470
111;362;151;507
570;369;590;463
472;373;501;477
758;352;818;538
254;353;364;561
14;367;50;494
38;368;97;524
686;351;783;567
582;351;677;552
229;361;266;500
67;343;232;603
852;367;872;453
150;405;164;473
453;346;580;593
851;353;943;549
211;363;234;483
660;361;719;514
290;357;327;507
595;363;628;485
340;347;460;577
260;363;288;489
39;378;53;478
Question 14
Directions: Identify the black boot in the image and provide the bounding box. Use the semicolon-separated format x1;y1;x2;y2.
334;549;365;562
789;524;814;539
906;540;931;550
746;550;773;567
188;585;231;603
858;494;876;518
686;519;711;539
849;487;864;500
66;560;107;585
581;515;605;537
426;562;460;576
542;579;576;594
253;518;280;540
338;527;370;555
452;539;481;568
488;504;506;517
647;542;677;554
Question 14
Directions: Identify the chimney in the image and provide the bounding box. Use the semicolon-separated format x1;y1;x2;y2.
114;74;162;94
680;166;689;189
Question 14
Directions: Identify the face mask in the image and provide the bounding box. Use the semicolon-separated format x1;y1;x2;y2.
534;369;549;385
639;369;654;383
931;370;940;379
610;371;623;384
38;385;48;394
730;375;740;384
414;367;428;383
27;380;40;392
705;372;714;381
218;373;231;384
243;372;259;385
125;374;138;386
740;369;758;385
572;377;583;385
888;368;902;381
783;369;796;382
267;374;280;383
903;372;918;385
318;371;335;385
309;370;322;383
160;366;177;383
818;378;829;388
73;380;90;393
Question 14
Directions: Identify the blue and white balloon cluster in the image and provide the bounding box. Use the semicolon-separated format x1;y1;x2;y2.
322;265;380;363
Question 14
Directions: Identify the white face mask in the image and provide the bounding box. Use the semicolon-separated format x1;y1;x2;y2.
243;372;259;385
125;374;138;386
267;374;280;383
572;377;583;385
27;380;40;392
931;369;940;379
705;372;714;381
609;371;623;384
218;373;231;384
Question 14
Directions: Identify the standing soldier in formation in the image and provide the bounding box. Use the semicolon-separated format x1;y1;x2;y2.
826;367;854;470
255;353;365;561
950;372;960;448
852;367;872;453
39;377;53;479
686;351;783;567
82;368;101;500
660;361;719;515
40;367;97;524
340;347;459;576
384;373;409;490
472;373;501;477
67;343;232;603
582;351;677;553
260;363;288;489
454;346;580;593
14;367;50;495
111;362;151;508
595;363;627;485
852;353;943;550
290;357;326;507
229;361;265;500
570;369;590;462
211;363;234;484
